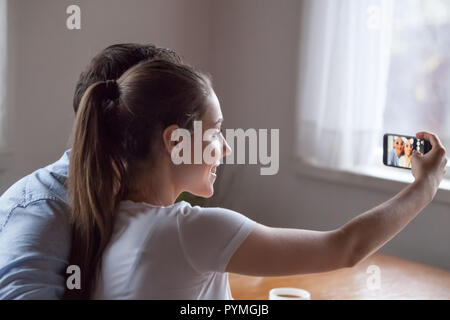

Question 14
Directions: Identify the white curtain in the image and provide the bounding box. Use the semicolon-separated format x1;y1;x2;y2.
296;0;393;170
0;0;7;152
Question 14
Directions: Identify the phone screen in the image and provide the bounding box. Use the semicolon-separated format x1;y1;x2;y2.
383;134;431;169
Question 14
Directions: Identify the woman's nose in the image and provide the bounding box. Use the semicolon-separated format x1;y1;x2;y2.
222;139;232;158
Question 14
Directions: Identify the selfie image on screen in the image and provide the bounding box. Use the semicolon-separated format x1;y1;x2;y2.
387;135;426;169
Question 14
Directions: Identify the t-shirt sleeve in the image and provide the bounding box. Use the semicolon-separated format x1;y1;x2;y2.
177;204;257;274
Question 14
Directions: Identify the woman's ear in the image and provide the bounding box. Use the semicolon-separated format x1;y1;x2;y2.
162;124;181;156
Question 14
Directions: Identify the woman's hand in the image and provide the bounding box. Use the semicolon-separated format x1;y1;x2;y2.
411;131;448;200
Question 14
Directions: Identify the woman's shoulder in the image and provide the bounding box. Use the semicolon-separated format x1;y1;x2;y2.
177;203;254;229
177;202;233;216
117;200;251;226
119;199;189;209
116;199;229;217
116;200;191;220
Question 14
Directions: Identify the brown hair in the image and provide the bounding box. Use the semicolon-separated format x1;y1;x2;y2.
65;59;211;299
73;43;182;113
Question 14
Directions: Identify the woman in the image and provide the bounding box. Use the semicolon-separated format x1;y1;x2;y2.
399;138;414;168
66;59;447;299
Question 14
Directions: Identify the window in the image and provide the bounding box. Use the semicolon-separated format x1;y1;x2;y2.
296;0;450;183
383;0;450;150
377;0;450;179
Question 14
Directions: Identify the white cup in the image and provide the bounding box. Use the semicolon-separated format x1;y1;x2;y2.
269;287;311;300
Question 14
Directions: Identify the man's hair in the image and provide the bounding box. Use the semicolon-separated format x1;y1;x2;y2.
73;43;183;113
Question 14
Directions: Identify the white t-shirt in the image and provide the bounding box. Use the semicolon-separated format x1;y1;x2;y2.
398;156;411;168
92;200;257;300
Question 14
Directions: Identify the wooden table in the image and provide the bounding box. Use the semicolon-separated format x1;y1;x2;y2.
229;253;450;299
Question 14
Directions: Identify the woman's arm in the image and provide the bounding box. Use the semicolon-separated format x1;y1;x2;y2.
226;132;447;276
337;177;433;268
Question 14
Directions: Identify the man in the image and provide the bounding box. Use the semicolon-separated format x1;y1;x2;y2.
0;44;182;299
388;136;404;166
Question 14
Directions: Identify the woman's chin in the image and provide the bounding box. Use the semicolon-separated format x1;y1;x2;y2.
189;186;214;199
201;175;216;197
201;187;214;198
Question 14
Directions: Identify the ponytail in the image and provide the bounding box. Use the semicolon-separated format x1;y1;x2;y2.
65;80;127;299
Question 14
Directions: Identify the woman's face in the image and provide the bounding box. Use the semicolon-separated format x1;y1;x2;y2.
405;139;413;156
173;89;232;198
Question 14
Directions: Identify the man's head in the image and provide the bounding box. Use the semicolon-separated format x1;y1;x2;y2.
394;136;405;157
73;43;182;113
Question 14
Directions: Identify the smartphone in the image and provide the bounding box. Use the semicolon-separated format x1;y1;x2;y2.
383;133;432;169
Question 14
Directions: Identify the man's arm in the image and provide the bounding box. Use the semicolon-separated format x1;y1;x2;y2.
0;200;71;299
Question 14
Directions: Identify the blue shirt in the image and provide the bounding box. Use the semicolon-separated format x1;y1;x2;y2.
0;150;71;299
388;149;400;166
